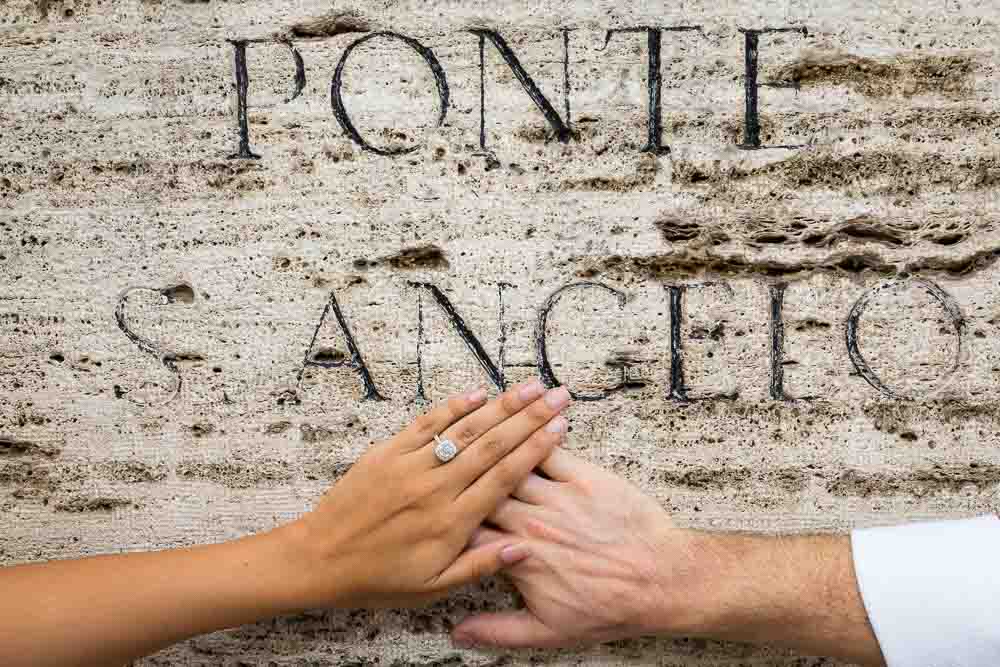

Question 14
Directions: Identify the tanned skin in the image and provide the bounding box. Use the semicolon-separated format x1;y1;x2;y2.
0;380;572;667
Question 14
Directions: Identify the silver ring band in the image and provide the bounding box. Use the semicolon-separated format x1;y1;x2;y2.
433;434;458;464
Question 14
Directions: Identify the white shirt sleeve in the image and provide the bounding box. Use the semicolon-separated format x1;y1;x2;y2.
851;515;1000;667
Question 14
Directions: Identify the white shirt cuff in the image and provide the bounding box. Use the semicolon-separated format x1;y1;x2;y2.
851;515;1000;667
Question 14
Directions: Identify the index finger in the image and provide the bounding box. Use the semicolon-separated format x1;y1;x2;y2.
408;379;547;468
392;387;489;452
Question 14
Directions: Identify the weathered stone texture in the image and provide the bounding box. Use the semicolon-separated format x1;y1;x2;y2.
3;0;1000;664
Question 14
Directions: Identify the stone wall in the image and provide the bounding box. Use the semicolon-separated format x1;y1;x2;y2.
2;0;999;664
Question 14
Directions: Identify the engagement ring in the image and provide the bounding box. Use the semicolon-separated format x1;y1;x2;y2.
433;434;458;464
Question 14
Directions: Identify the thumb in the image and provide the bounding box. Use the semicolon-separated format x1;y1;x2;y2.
452;610;565;649
431;541;528;591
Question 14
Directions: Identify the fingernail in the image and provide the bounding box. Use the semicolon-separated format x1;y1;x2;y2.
500;543;529;565
464;387;488;404
543;386;571;410
545;416;567;434
518;379;544;402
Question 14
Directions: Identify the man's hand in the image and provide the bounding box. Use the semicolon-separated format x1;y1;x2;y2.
451;448;698;647
452;449;886;667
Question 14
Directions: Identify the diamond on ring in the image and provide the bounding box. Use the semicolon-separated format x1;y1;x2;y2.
433;434;458;463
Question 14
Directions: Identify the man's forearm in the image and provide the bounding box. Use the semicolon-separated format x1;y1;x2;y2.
662;531;885;667
454;451;893;658
457;451;999;665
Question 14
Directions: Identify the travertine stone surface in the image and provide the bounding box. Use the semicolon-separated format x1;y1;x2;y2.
3;1;1000;664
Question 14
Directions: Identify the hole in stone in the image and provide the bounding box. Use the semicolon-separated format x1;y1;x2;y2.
162;284;195;304
311;348;346;364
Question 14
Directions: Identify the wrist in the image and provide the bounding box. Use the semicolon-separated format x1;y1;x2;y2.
255;519;339;612
643;528;740;637
666;530;778;636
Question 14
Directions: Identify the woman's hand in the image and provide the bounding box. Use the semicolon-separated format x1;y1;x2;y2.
0;379;570;667
287;379;572;609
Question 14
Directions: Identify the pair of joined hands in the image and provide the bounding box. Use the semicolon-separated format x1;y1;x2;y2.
294;378;686;647
0;377;885;667
303;378;882;665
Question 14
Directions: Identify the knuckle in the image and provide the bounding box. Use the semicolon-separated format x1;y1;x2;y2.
444;509;472;539
411;412;439;439
535;431;559;454
500;505;527;530
428;517;453;540
499;390;521;415
453;422;480;446
494;459;523;487
422;471;449;496
520;433;552;461
358;445;389;469
403;479;438;507
572;477;596;497
446;395;468;419
400;484;424;508
524;516;556;541
526;398;553;421
492;501;515;523
478;434;505;454
549;491;572;513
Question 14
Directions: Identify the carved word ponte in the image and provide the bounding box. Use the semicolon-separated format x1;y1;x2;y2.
114;279;964;406
228;26;808;159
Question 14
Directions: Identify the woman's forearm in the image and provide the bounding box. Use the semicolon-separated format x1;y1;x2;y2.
0;380;572;667
0;524;311;667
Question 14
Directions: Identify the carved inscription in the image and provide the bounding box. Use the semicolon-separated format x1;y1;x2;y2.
225;24;808;159
108;278;969;406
